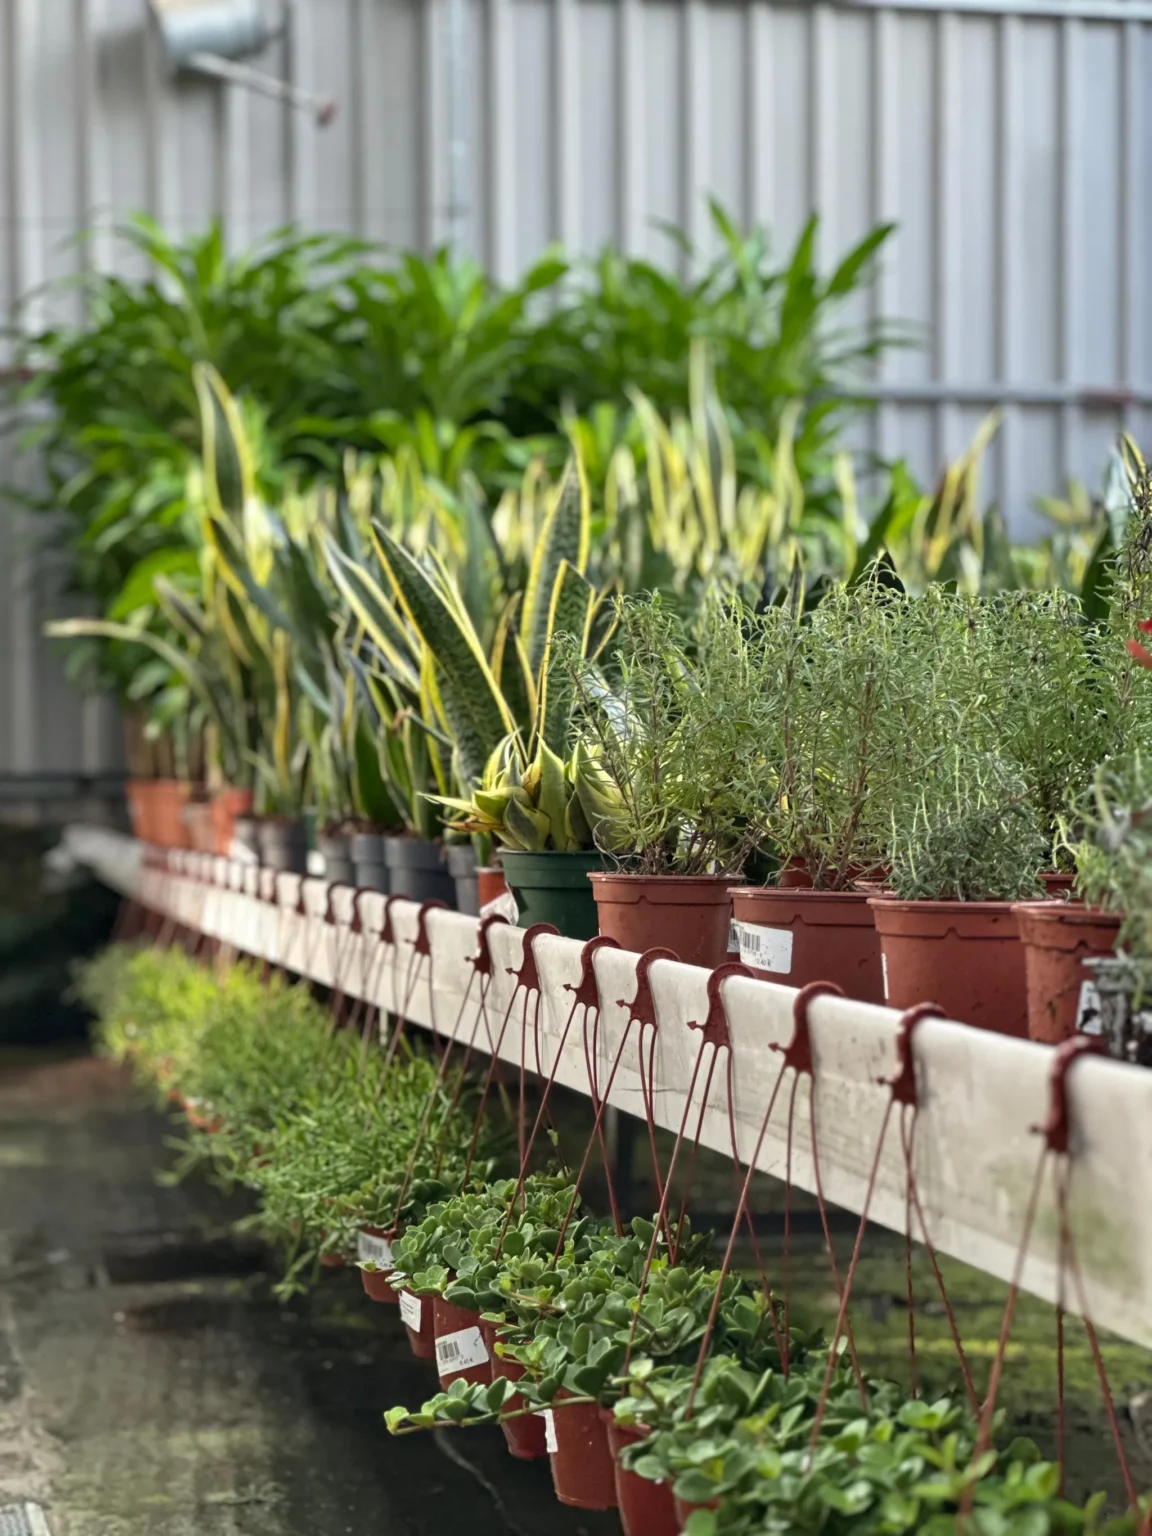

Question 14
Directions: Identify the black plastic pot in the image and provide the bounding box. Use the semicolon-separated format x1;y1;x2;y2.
446;844;479;916
383;837;456;905
317;829;356;885
351;831;388;892
258;818;309;874
501;851;604;939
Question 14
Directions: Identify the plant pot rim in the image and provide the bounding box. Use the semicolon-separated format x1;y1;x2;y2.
590;871;736;906
867;897;1025;913
501;848;602;859
1012;899;1120;922
731;884;873;903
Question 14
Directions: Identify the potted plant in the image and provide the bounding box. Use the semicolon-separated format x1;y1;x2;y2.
562;596;768;967
728;582;909;1001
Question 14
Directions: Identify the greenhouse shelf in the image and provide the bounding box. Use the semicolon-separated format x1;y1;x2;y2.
65;824;1152;1353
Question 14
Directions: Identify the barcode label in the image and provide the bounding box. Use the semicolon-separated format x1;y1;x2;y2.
882;951;889;1001
435;1325;489;1374
542;1408;558;1453
733;922;794;975
1076;981;1103;1035
399;1291;422;1330
357;1230;394;1266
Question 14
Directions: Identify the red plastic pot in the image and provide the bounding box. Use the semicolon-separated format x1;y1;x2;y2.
673;1496;720;1529
211;786;254;855
125;779;158;842
603;1413;678;1536
1013;901;1121;1044
547;1390;617;1509
590;873;734;969
868;898;1028;1036
480;1320;548;1460
358;1226;399;1304
432;1295;492;1389
1039;870;1076;898
152;779;191;849
477;866;509;908
730;887;884;1003
398;1288;436;1360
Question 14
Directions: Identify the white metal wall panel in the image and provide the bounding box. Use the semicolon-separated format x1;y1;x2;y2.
2;0;1151;781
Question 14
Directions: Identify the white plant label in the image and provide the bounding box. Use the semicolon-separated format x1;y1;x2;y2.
727;921;740;954
733;922;793;975
882;952;889;1001
542;1408;558;1453
435;1326;489;1375
399;1291;422;1331
1076;981;1103;1036
357;1230;394;1267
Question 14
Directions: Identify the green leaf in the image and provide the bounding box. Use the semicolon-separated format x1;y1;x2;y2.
521;459;589;677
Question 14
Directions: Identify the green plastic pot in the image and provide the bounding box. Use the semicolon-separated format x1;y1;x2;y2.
500;851;604;939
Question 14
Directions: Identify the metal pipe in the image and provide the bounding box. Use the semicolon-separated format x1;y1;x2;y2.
186;50;336;125
838;0;1152;20
444;0;470;251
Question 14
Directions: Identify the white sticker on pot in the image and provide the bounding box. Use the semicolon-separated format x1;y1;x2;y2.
357;1230;394;1267
733;922;793;975
727;920;740;955
1076;981;1102;1036
542;1408;558;1454
399;1291;422;1330
881;952;889;1001
435;1326;489;1375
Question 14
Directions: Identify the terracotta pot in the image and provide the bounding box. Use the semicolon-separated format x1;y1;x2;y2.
319;1252;345;1269
480;1320;547;1460
730;886;885;1003
183;799;216;853
152;779;191;849
125;779;158;842
357;1226;399;1304
603;1414;678;1536
590;873;734;968
477;866;509;909
868;898;1028;1036
398;1288;436;1360
673;1496;720;1528
547;1389;617;1510
1040;871;1076;898
1013;901;1121;1044
210;787;253;855
777;857;814;889
432;1295;492;1389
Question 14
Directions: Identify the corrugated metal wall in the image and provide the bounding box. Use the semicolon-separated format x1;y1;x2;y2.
3;0;1151;786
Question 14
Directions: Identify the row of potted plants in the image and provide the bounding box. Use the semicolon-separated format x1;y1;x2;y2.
78;940;1148;1536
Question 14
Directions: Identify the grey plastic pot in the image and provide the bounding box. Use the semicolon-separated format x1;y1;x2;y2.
317;829;356;885
258;818;309;874
446;844;479;916
232;814;262;862
351;830;389;893
383;837;456;906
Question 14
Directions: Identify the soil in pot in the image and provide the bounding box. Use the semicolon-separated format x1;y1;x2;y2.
603;1414;678;1536
351;830;388;892
356;1227;398;1304
446;843;480;916
398;1288;436;1359
479;1320;547;1460
477;865;508;908
590;873;734;969
546;1389;617;1509
258;818;309;874
868;898;1028;1036
1013;902;1122;1044
432;1295;491;1389
501;851;604;940
731;886;885;1003
383;837;456;905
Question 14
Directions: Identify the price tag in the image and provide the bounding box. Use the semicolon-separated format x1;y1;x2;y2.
357;1230;394;1267
727;920;740;955
1076;981;1102;1036
542;1408;558;1453
399;1291;422;1331
435;1326;489;1375
732;922;793;975
881;952;889;1001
